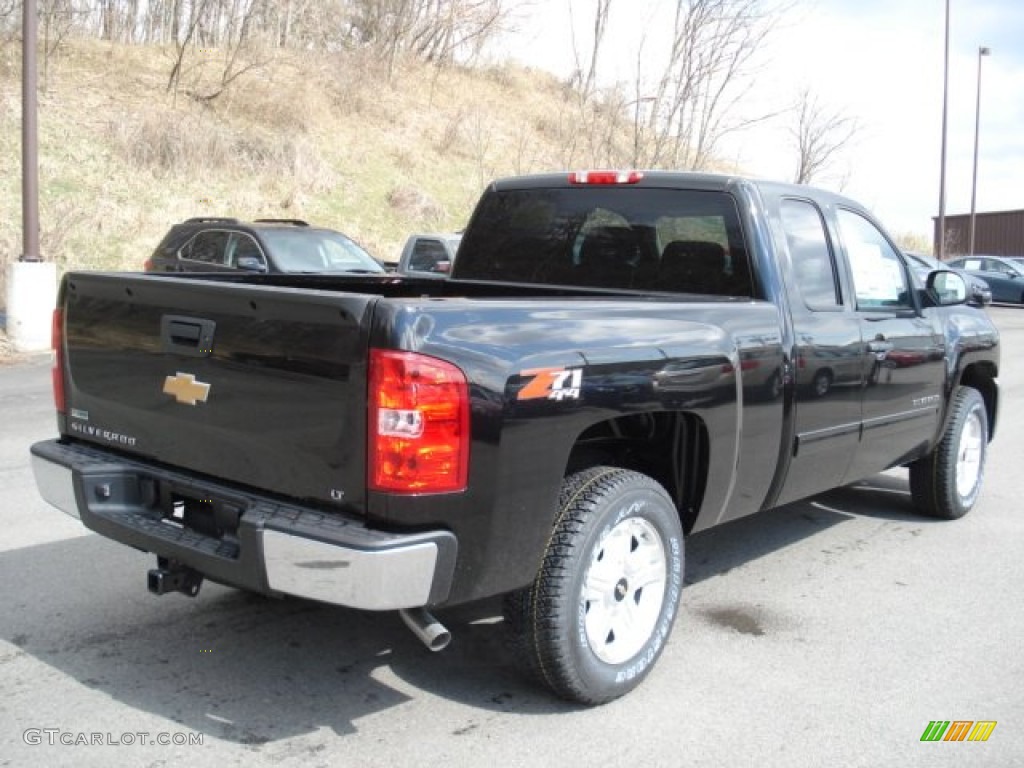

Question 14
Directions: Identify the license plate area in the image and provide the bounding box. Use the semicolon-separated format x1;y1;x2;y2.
152;480;245;553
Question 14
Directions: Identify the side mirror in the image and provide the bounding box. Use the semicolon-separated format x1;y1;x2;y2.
926;270;967;306
236;256;267;273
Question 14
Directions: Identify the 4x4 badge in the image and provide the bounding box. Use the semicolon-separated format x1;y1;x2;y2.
163;372;211;406
517;367;583;401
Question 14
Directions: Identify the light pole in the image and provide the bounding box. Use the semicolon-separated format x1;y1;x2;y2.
629;96;656;167
6;0;55;353
22;0;39;263
968;46;991;257
937;0;950;260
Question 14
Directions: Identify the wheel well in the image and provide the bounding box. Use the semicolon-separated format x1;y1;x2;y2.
960;362;998;440
566;412;708;533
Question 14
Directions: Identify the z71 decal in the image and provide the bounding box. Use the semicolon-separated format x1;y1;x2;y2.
517;367;584;401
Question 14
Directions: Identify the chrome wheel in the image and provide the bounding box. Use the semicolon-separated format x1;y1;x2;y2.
582;517;667;665
813;370;831;397
956;408;984;499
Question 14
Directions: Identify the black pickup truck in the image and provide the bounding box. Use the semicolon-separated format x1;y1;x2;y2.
31;171;999;704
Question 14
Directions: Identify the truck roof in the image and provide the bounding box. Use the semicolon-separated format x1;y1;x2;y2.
488;170;868;214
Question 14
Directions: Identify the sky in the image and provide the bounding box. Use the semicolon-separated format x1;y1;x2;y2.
507;0;1024;238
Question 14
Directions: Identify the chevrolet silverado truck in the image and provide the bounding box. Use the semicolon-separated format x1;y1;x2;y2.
31;171;1000;705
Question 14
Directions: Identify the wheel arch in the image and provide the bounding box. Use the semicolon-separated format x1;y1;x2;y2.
959;361;998;441
565;411;709;533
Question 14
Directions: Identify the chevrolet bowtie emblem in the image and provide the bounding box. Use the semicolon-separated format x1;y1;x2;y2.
163;372;211;406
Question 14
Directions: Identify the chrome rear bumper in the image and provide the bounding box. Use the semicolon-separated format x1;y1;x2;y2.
30;439;456;610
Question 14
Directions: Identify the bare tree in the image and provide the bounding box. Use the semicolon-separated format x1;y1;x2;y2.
633;0;779;171
0;0;17;28
166;0;270;103
0;0;19;50
193;2;272;103
3;0;524;61
262;0;348;51
790;86;858;185
568;0;611;102
563;0;614;164
349;0;513;78
41;0;82;82
167;0;212;98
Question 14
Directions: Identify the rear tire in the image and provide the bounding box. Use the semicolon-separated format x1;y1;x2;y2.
503;467;684;705
909;386;988;519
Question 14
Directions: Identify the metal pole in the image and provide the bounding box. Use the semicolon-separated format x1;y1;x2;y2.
968;47;990;258
937;0;950;260
21;0;40;262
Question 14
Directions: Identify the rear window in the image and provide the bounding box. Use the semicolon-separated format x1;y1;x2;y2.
454;187;753;296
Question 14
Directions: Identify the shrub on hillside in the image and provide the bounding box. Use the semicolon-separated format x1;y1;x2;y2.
106;110;336;193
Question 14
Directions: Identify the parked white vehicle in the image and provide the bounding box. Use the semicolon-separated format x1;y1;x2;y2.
397;233;462;277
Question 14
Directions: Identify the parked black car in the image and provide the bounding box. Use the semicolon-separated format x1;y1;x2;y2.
946;255;1024;304
144;217;386;275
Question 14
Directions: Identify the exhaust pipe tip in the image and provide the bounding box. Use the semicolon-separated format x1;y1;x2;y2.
400;607;451;652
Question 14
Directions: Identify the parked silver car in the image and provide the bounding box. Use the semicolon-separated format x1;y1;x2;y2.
397;233;462;277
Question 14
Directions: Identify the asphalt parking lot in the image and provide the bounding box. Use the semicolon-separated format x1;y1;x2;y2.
1;308;1022;768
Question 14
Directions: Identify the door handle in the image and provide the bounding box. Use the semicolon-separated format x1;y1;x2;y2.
161;315;216;357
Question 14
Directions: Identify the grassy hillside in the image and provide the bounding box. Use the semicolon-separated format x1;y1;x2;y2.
1;38;632;298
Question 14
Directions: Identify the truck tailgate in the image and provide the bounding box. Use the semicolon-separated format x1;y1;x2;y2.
60;272;376;509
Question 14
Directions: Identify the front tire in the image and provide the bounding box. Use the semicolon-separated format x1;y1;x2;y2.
813;369;832;397
909;386;988;519
504;467;684;705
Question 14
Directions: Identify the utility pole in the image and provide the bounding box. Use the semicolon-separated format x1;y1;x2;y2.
6;0;55;353
936;0;950;260
22;0;40;263
968;46;991;257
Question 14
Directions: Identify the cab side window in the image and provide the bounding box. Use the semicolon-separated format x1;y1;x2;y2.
410;239;450;273
984;258;1015;277
780;199;840;310
227;233;266;269
182;231;230;266
837;209;911;310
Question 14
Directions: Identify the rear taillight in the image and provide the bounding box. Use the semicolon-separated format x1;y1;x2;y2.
52;308;65;414
368;349;469;494
569;170;644;185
